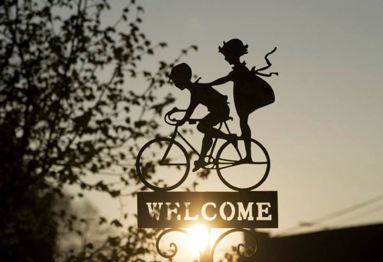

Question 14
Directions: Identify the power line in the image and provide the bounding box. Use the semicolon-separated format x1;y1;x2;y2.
276;193;383;236
307;193;383;225
329;202;383;227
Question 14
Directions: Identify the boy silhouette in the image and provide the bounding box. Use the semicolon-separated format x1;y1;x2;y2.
169;63;236;171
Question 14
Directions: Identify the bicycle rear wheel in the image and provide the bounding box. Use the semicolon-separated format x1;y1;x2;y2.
216;139;270;191
135;138;190;191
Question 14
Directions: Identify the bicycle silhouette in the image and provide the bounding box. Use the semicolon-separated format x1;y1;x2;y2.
135;108;270;191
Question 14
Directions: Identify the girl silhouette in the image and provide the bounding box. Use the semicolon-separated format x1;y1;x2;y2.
206;39;277;163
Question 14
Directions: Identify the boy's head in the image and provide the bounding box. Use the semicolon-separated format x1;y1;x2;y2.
169;63;192;90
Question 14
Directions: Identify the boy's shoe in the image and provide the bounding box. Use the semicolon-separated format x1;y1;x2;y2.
192;159;207;172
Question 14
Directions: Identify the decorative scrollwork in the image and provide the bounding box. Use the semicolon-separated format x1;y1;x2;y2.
156;228;189;260
210;229;258;260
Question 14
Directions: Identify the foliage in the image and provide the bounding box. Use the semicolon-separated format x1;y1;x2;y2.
59;203;160;262
0;0;197;260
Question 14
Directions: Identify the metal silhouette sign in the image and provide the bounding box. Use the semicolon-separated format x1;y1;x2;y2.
135;38;279;261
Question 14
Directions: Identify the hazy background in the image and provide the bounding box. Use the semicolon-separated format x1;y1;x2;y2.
85;0;383;237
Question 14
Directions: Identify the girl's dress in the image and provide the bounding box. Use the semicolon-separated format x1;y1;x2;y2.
228;62;275;117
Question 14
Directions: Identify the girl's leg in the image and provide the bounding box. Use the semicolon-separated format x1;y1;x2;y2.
239;113;252;162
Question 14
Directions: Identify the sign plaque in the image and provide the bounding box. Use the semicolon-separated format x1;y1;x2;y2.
138;191;278;228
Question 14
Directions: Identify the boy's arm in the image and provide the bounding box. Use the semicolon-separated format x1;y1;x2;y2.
178;100;197;125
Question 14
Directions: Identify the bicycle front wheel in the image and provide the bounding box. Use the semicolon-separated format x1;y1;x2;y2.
135;138;190;191
216;139;270;191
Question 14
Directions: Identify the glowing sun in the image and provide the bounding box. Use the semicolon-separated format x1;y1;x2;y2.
187;224;210;252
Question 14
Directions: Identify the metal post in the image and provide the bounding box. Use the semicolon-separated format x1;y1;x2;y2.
199;248;212;262
199;228;212;262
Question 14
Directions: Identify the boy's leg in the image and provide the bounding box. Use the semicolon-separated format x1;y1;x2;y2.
193;107;235;171
197;107;232;140
199;134;213;162
192;134;211;171
197;115;233;139
192;114;220;171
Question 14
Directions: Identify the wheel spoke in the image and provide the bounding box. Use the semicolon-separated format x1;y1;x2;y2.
159;163;188;166
217;163;238;170
216;139;270;191
136;138;190;191
251;161;268;164
219;158;238;163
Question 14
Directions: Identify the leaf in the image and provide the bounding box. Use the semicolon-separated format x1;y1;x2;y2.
159;42;167;48
85;243;94;250
90;164;98;173
134;120;147;128
99;216;107;225
109;190;120;198
111;219;123;228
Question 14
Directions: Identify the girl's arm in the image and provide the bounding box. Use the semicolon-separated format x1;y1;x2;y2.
204;74;231;86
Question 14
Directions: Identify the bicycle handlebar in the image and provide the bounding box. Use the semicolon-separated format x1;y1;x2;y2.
164;107;200;126
164;107;184;126
164;107;233;126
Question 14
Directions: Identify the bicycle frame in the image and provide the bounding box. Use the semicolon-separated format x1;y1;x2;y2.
136;108;270;191
164;120;234;169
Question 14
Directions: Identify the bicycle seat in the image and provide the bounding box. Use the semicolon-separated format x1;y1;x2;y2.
219;116;233;124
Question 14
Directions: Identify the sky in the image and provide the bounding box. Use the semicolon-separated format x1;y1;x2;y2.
64;0;383;260
129;0;383;233
79;0;383;254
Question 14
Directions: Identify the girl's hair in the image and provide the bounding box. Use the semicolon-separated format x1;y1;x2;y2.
219;38;248;57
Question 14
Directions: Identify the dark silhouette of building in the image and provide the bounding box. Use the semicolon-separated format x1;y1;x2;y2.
240;223;383;262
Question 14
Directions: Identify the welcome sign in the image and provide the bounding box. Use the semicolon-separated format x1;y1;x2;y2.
135;40;279;261
138;191;278;228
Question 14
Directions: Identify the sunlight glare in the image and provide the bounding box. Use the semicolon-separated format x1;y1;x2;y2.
187;224;210;253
